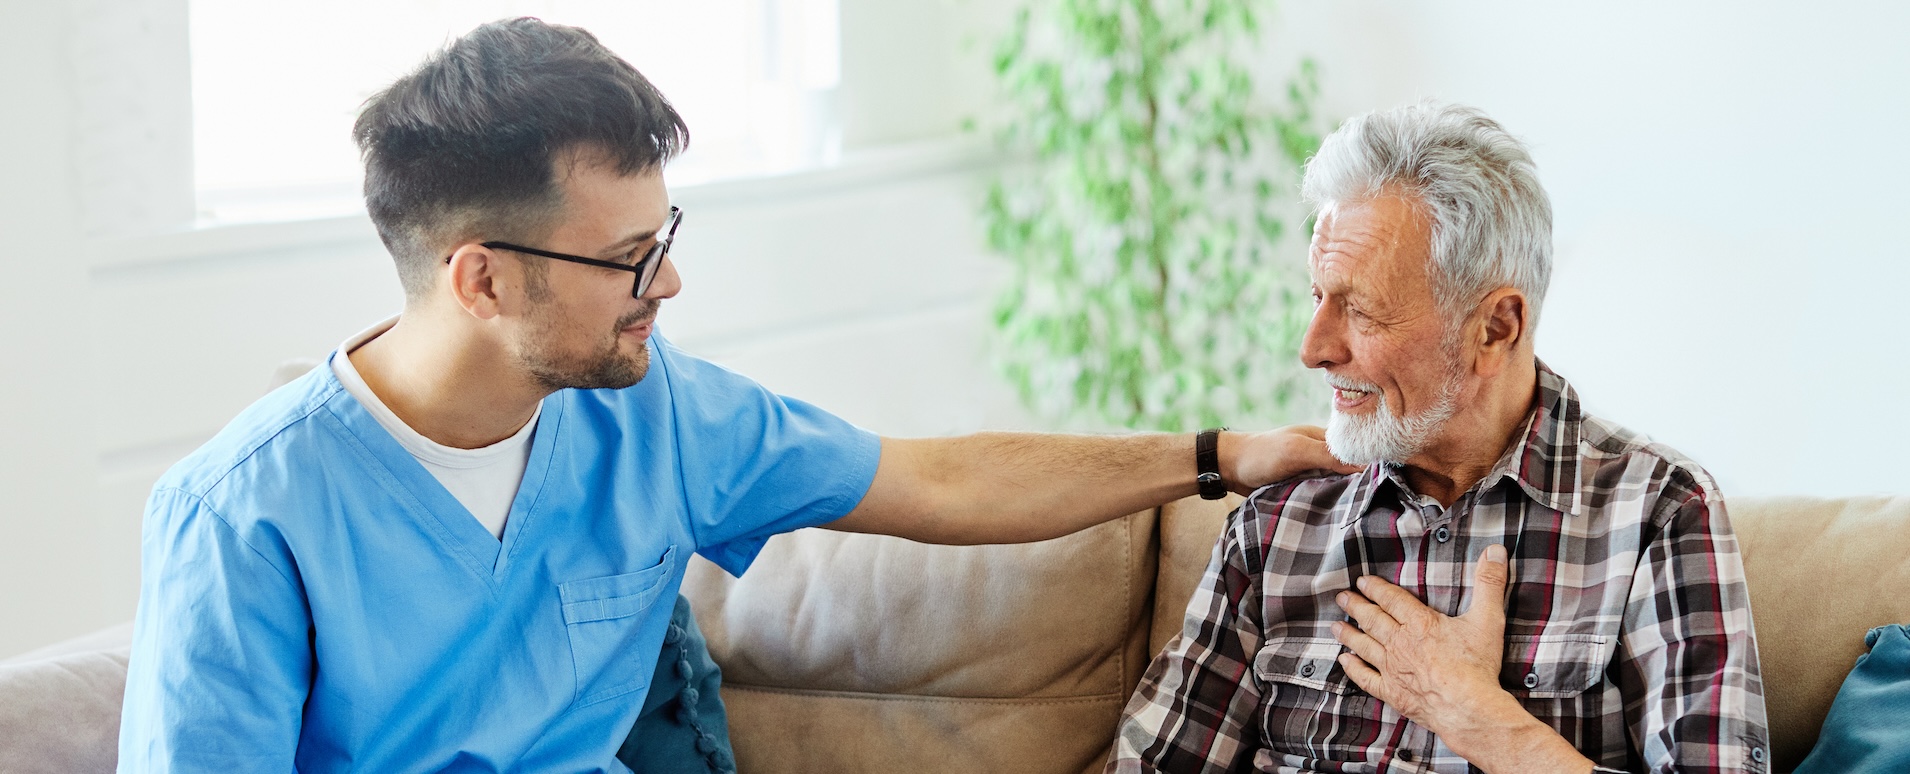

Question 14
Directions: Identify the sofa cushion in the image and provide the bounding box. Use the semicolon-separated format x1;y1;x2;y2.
1151;495;1239;655
681;511;1158;774
0;622;133;774
1733;496;1910;770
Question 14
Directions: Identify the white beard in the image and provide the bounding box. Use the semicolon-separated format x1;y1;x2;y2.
1324;371;1463;466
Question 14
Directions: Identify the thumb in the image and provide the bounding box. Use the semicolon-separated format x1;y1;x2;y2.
1465;544;1510;621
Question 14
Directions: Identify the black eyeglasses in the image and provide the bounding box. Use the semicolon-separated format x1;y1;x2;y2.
449;206;683;299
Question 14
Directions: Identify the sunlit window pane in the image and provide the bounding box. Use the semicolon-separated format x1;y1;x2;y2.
190;0;840;224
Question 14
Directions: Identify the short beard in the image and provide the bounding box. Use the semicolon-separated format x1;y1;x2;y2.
1324;334;1465;467
514;302;658;391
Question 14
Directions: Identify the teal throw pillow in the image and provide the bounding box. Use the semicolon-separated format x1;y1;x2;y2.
1794;624;1910;774
616;595;735;774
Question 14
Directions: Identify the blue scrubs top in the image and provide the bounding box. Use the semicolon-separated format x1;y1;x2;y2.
117;334;881;772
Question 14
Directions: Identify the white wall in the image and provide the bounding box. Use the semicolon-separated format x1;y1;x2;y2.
0;0;104;660
0;0;1022;659
1265;0;1910;500
4;0;1906;657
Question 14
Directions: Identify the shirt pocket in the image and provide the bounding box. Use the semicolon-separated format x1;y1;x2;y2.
1253;636;1375;755
559;545;677;708
1499;632;1610;699
1254;636;1354;692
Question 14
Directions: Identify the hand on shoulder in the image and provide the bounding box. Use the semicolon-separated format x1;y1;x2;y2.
1222;425;1363;495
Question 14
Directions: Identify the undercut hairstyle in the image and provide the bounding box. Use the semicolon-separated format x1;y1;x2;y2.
1301;101;1552;330
353;17;690;299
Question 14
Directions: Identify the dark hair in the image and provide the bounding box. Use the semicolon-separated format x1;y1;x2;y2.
354;17;690;298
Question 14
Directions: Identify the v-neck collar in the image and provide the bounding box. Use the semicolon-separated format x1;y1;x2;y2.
317;361;567;586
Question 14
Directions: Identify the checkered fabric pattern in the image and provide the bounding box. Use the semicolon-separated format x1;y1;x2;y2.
1108;363;1770;773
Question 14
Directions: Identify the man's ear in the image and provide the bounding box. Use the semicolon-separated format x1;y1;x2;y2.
444;244;504;321
1471;287;1528;377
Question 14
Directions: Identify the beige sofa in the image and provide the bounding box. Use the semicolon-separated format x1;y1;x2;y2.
3;495;1906;773
683;494;1910;774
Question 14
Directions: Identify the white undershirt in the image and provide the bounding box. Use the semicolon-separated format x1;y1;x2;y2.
331;317;538;540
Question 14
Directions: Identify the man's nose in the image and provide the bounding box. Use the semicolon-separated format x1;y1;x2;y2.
1298;303;1348;370
643;254;683;300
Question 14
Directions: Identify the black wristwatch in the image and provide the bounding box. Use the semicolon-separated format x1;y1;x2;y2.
1196;427;1227;500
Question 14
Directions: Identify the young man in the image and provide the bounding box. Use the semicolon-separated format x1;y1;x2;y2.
115;18;1347;772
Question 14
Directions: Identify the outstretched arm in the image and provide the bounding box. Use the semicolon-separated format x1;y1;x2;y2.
826;426;1354;544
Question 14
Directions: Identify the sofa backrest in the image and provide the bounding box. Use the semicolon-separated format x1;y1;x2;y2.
1732;495;1910;769
682;510;1159;774
1151;493;1910;772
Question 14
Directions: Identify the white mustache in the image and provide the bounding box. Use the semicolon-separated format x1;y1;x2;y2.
1323;374;1382;394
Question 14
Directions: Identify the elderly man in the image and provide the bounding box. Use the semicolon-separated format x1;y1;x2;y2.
1108;103;1770;773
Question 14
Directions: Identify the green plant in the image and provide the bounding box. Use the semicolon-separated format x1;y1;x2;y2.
982;0;1325;432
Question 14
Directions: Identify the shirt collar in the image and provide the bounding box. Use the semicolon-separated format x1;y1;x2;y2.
1340;464;1390;527
1490;359;1584;517
1337;359;1584;525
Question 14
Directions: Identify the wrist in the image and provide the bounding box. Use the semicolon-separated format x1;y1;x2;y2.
1437;689;1590;773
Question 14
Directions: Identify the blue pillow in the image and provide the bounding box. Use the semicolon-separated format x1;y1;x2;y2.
616;595;736;774
1794;624;1910;774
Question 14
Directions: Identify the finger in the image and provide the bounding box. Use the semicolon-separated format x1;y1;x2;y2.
1311;453;1364;475
1461;543;1511;624
1336;588;1400;642
1286;424;1327;441
1330;620;1387;673
1283;429;1360;471
1299;438;1362;475
1355;575;1436;624
1337;652;1385;697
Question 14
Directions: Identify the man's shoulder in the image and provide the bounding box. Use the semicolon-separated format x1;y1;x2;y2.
1240;471;1368;526
155;364;346;508
1574;411;1721;520
1253;469;1367;499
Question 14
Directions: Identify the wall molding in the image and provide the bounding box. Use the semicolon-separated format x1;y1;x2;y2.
85;136;997;277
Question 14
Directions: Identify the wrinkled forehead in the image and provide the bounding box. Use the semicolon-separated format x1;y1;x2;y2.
1308;196;1435;297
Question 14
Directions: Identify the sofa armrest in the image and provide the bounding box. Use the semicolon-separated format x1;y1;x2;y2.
0;623;133;774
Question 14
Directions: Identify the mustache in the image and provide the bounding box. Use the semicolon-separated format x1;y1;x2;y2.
615;301;661;330
1323;373;1381;393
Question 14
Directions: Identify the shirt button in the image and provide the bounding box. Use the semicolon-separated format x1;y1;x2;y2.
1751;746;1766;763
1397;748;1414;762
1523;672;1540;689
1300;663;1315;677
1434;526;1451;543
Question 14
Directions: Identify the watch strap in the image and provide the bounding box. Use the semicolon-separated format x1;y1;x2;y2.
1196;427;1227;500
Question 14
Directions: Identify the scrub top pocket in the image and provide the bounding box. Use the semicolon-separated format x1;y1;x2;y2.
560;545;677;708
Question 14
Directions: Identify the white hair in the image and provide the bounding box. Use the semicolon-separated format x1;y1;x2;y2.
1301;101;1553;328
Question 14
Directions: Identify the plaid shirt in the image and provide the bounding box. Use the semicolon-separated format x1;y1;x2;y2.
1109;364;1770;773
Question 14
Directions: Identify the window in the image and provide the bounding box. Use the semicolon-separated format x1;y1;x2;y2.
189;0;841;224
